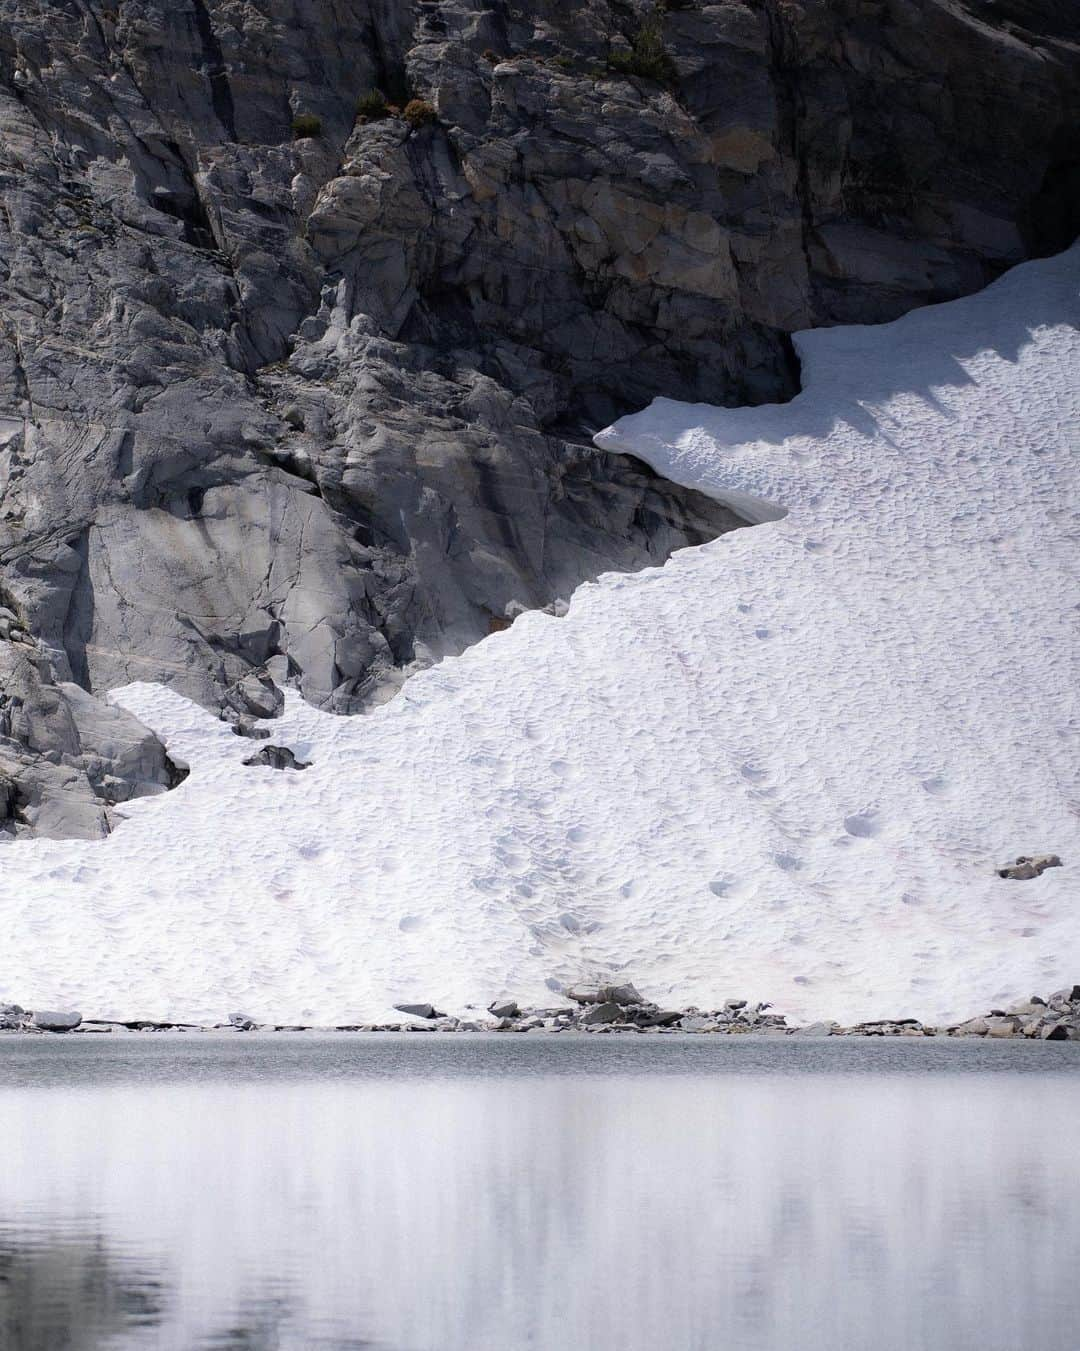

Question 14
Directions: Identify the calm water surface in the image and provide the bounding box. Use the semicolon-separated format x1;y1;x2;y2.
1;1033;1078;1351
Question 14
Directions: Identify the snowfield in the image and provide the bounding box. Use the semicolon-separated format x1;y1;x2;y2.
2;246;1078;1026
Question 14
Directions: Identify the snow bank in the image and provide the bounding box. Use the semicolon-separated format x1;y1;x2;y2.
2;247;1078;1025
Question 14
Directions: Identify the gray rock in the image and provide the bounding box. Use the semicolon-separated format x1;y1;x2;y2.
950;1017;990;1036
996;854;1063;880
242;746;312;772
568;988;605;1006
791;1022;838;1037
231;722;272;741
32;1010;82;1032
601;982;645;1006
229;1012;256;1031
225;672;284;722
579;1001;624;1026
0;646;187;840
393;1003;438;1020
0;0;1075;834
487;1000;520;1019
852;1019;924;1036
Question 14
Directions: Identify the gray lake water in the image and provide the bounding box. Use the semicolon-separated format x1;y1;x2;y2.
2;1034;1079;1351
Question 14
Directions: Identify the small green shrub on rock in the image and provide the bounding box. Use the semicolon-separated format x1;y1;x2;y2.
609;3;677;84
291;113;322;138
356;88;389;119
403;98;436;129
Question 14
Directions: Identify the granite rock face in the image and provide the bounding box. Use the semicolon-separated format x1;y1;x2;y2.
0;626;184;838
0;0;1076;835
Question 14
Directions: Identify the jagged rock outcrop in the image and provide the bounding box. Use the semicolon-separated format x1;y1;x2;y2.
0;623;184;838
0;0;1076;834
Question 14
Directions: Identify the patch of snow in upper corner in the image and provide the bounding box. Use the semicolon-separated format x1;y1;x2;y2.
2;246;1079;1028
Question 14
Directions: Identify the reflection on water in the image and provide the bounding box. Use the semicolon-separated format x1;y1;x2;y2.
0;1232;165;1349
1;1035;1078;1351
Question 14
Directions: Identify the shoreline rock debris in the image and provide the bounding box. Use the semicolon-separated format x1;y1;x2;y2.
5;986;1078;1040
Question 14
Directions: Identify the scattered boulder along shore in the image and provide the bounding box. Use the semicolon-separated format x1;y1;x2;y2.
1;1005;82;1033
4;988;1079;1039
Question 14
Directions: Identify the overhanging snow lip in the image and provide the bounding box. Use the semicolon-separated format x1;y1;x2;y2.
593;416;789;526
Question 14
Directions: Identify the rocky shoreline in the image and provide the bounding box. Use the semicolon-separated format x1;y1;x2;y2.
5;983;1080;1041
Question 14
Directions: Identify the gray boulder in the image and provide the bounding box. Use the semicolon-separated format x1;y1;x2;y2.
231;722;272;741
242;745;311;772
950;1017;990;1036
791;1022;838;1037
0;644;186;840
394;1003;439;1020
996;854;1063;880
32;1010;82;1032
579;1001;624;1026
601;983;645;1006
568;988;604;1006
487;1000;520;1020
224;672;284;722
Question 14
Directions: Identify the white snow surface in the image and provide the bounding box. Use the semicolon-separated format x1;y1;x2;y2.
2;247;1078;1026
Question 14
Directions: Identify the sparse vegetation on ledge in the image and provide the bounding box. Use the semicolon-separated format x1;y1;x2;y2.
403;98;436;129
356;88;390;120
291;112;322;138
609;2;677;84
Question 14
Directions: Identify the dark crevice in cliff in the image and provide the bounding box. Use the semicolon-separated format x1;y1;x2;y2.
190;0;237;141
61;529;93;693
759;0;815;308
1020;126;1080;258
147;143;218;252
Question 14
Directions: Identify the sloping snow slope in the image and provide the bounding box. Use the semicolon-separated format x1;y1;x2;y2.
2;248;1078;1026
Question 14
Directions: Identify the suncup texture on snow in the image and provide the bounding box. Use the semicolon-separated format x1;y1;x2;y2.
0;0;1079;835
1;246;1077;1027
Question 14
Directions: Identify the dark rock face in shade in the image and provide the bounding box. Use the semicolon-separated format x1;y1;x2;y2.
0;0;1076;834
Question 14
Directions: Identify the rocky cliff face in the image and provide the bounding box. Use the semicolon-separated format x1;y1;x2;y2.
0;0;1076;836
